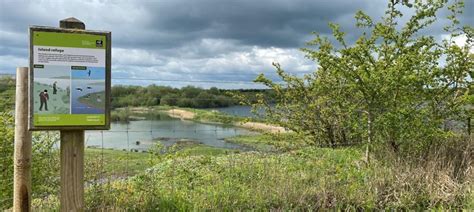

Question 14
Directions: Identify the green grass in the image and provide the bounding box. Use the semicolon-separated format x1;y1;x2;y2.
31;135;474;210
83;145;472;210
190;108;247;124
85;148;150;177
84;142;240;177
84;147;377;210
225;133;307;152
177;144;241;156
161;139;242;157
111;106;174;122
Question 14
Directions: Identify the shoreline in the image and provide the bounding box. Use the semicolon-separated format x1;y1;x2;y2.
164;108;287;133
111;106;287;133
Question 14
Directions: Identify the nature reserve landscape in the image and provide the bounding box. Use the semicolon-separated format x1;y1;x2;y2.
0;0;473;210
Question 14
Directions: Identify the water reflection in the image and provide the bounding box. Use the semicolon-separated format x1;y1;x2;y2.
85;114;256;151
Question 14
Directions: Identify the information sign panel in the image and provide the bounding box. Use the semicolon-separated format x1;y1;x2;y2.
29;26;111;130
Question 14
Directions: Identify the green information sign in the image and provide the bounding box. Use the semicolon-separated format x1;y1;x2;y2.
29;27;111;130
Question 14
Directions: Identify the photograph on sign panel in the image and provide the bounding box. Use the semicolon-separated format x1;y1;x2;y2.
71;66;106;114
33;65;71;114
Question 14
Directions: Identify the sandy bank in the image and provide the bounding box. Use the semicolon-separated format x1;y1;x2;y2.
236;122;287;133
165;109;287;133
166;109;195;120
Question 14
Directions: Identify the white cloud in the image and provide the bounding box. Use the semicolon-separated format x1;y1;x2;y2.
110;44;315;88
441;34;473;53
0;55;28;72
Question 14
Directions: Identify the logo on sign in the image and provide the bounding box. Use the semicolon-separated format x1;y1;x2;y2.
96;40;103;47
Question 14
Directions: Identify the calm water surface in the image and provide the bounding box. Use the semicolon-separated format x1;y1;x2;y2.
85;113;256;151
206;105;255;117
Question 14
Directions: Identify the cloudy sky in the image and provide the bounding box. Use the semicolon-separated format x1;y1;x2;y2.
0;0;472;89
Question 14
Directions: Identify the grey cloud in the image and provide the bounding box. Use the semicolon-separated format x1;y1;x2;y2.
128;0;374;49
0;0;471;88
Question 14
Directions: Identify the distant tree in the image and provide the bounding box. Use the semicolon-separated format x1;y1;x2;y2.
195;91;216;108
209;87;220;95
161;93;180;106
111;84;262;108
215;95;234;107
181;86;202;98
177;98;195;108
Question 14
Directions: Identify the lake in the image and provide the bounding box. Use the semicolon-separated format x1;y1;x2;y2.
85;113;257;151
206;105;256;117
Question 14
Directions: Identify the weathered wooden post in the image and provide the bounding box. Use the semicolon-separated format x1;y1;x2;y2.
60;130;84;211
13;67;32;212
59;17;86;211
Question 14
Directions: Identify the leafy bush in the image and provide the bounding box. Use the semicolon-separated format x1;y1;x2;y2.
0;113;60;210
0;112;14;210
250;0;473;158
0;76;15;111
31;133;60;199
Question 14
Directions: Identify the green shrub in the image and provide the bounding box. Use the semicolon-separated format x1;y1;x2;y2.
0;112;14;210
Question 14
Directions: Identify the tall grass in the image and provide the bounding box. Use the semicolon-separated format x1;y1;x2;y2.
33;136;473;210
372;135;473;209
27;128;473;211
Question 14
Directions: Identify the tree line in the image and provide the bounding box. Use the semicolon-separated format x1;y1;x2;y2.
111;84;275;109
0;77;276;109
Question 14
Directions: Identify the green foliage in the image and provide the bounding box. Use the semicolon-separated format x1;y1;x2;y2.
85;148;150;178
110;107;132;122
225;133;308;152
0;77;61;209
111;84;275;109
111;85;239;108
30;133;474;210
0;114;61;209
191;108;246;124
147;142;166;167
252;0;473;156
31;132;60;200
0;112;14;209
46;141;469;210
170;140;240;157
83;148;373;210
0;76;15;111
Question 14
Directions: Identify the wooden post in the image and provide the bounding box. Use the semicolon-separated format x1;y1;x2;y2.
59;17;86;211
60;131;84;211
13;67;32;212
